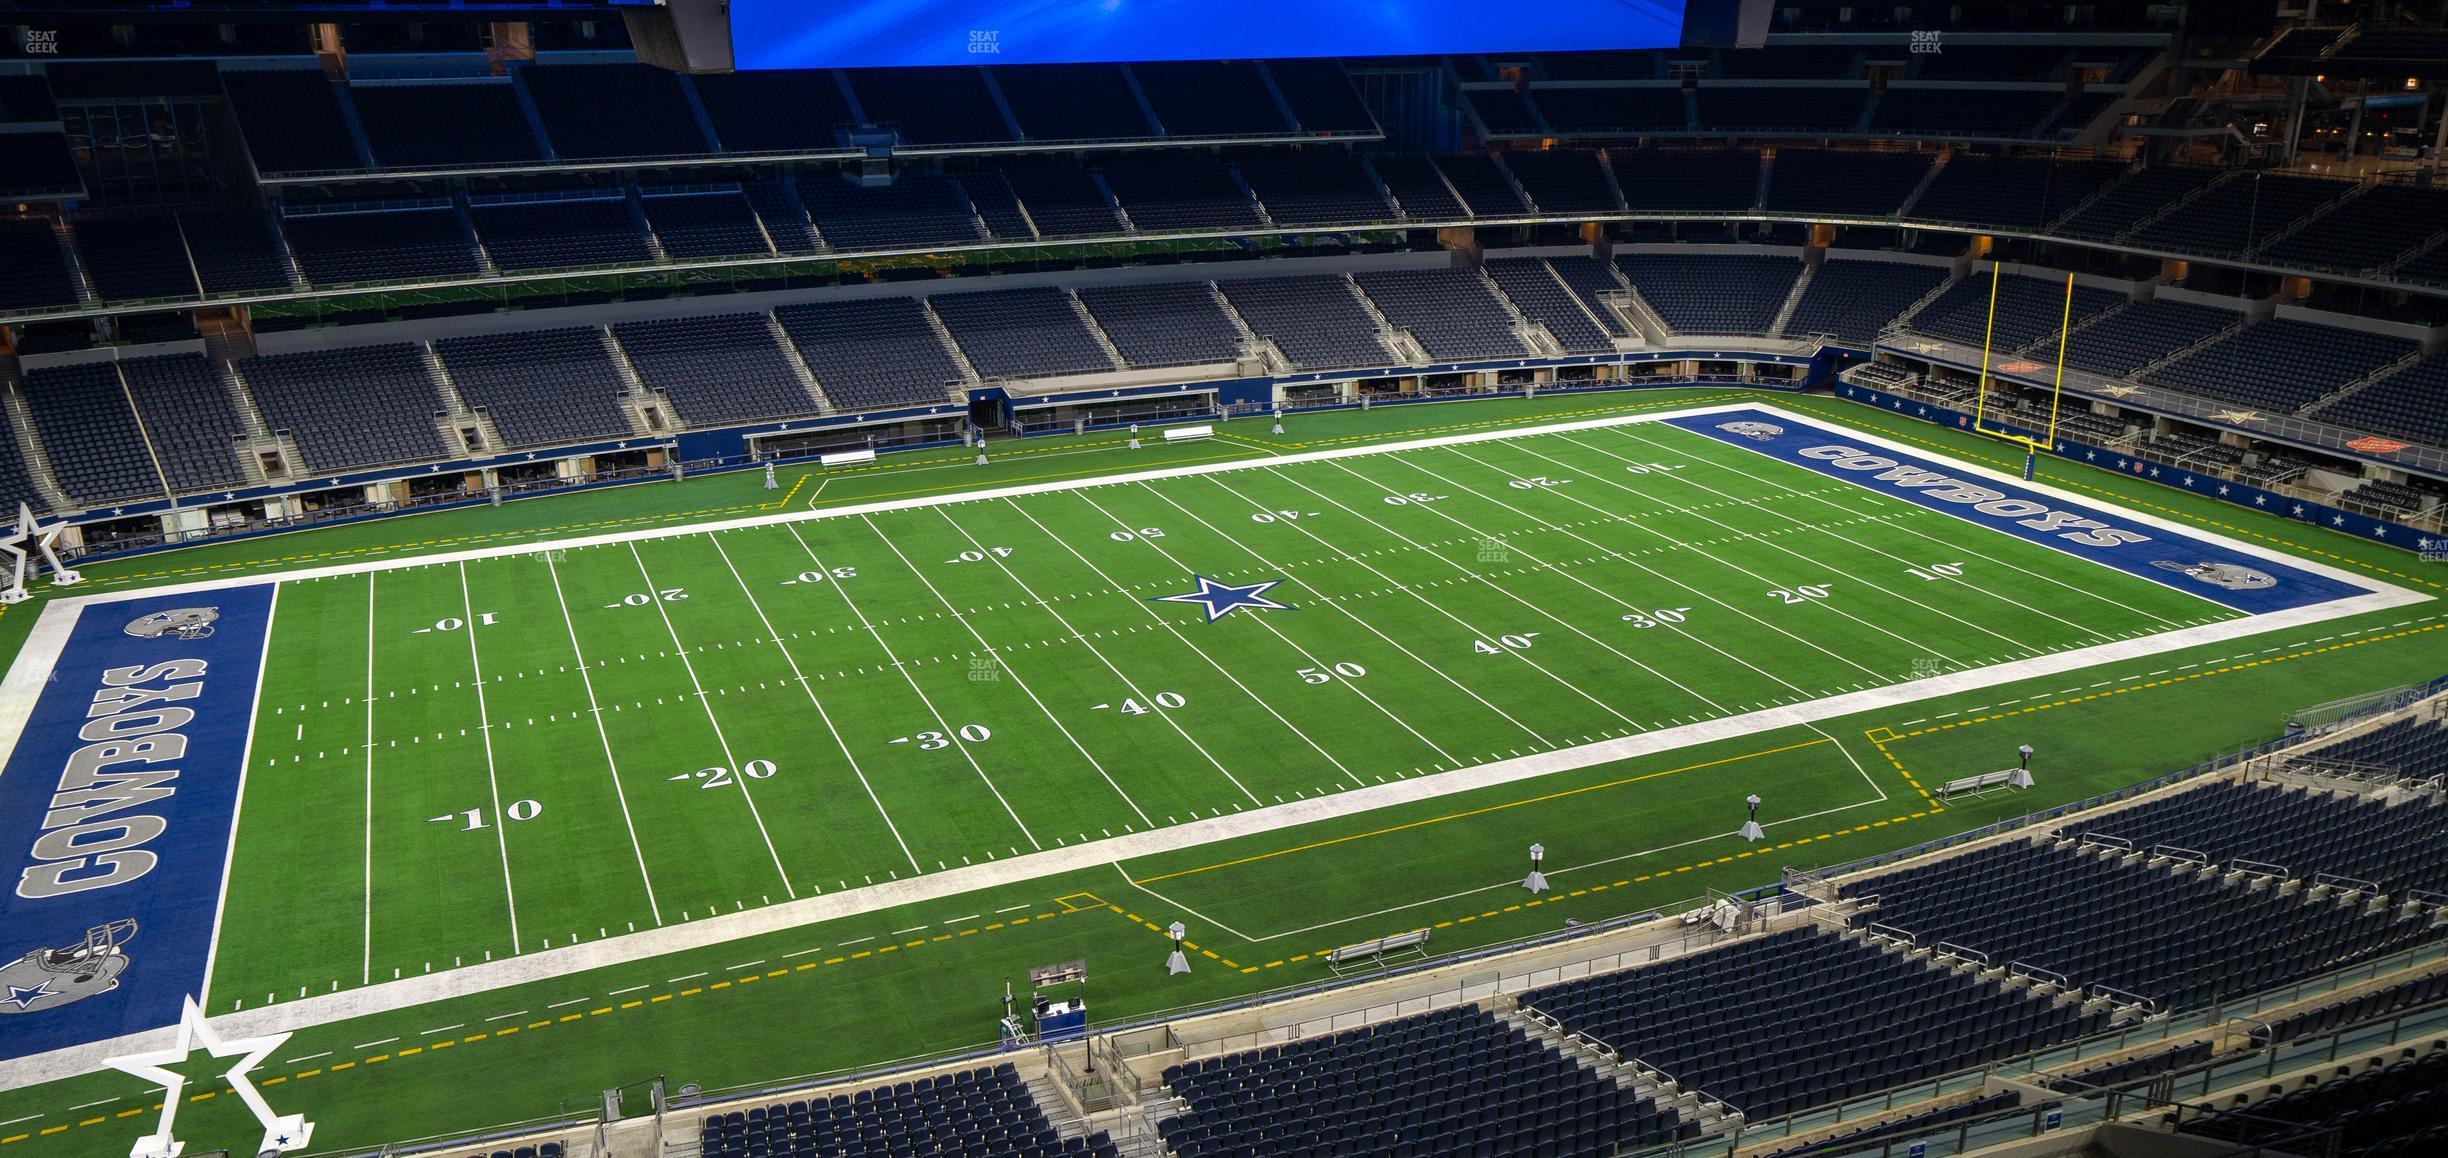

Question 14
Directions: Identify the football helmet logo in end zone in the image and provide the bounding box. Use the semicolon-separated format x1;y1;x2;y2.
1717;421;1784;441
0;920;137;1015
124;606;218;641
2152;560;2278;590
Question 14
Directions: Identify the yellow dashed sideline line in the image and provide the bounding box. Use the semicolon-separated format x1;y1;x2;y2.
0;904;1088;1147
1866;621;2448;796
1129;737;1831;887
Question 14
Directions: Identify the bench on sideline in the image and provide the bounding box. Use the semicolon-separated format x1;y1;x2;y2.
819;448;877;469
1940;768;2034;801
1325;928;1431;975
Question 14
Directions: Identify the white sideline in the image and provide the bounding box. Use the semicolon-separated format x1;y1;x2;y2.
0;402;2426;1090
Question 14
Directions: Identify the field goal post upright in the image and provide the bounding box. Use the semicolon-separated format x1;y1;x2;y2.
1967;264;2080;481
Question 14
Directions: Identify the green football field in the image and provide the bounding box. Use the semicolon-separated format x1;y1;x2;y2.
5;390;2441;1158
204;408;2248;1008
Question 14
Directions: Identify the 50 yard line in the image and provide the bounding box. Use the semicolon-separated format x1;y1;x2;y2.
1071;486;1458;770
1003;494;1364;788
1140;481;1549;746
456;561;523;954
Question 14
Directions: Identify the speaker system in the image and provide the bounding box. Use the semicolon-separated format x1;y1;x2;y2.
1679;0;1773;49
618;0;734;74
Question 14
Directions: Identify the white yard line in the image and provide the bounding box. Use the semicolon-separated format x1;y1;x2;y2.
458;561;524;954
1141;481;1551;746
625;542;798;898
10;586;2422;1088
1070;487;1460;768
1003;494;1364;788
0;401;2423;1086
706;531;922;872
1263;465;1676;728
196;583;281;1015
1388;448;1830;699
545;552;664;925
1399;449;1967;672
363;573;377;984
1203;469;1598;739
25;403;2403;614
1593;425;2184;634
1476;440;2041;652
1114;865;1256;943
792;520;1040;850
930;503;1265;808
1340;452;1831;700
858;516;1157;828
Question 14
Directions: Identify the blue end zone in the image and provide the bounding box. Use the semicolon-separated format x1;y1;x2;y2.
1664;409;2369;615
0;586;275;1062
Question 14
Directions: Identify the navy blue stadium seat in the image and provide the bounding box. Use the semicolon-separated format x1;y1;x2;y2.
927;287;1117;380
697;1062;1112;1158
221;69;363;175
773;298;970;411
1219;275;1392;370
1484;258;1616;354
118;354;254;493
1616;252;1804;336
1352;268;1530;361
237;344;453;472
1160;1006;1678;1158
71;213;200;302
22;361;168;506
435;328;637;449
1782;259;1949;346
609;314;819;426
353;82;543;169
1076;282;1247;369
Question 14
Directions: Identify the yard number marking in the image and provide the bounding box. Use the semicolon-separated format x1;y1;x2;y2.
412;612;496;634
669;759;778;789
892;725;992;749
431;800;541;830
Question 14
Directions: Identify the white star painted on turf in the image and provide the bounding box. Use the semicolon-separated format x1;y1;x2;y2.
1151;576;1293;622
107;995;315;1156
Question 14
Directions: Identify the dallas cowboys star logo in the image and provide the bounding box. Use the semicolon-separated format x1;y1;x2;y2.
3;980;52;1010
1152;576;1292;622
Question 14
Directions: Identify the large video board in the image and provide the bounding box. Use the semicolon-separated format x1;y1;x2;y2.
730;0;1688;70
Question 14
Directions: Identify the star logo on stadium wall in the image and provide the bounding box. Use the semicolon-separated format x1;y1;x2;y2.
1152;576;1293;622
2209;409;2262;424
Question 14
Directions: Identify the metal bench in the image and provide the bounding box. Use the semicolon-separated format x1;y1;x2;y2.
1324;928;1430;975
1939;767;2033;801
818;448;877;469
1161;424;1216;443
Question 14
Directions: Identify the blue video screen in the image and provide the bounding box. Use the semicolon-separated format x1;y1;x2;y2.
730;0;1689;70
